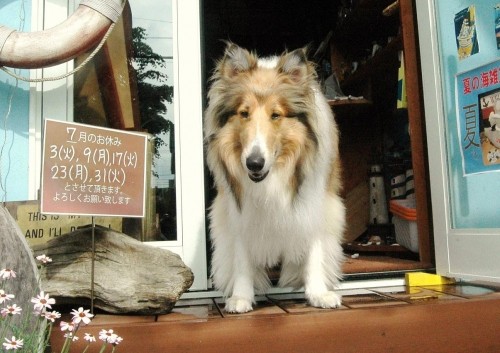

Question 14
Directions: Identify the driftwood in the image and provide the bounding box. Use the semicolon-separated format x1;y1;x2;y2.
33;227;194;315
0;206;44;342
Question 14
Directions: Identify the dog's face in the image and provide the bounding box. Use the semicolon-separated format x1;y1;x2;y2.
205;44;320;202
235;91;286;183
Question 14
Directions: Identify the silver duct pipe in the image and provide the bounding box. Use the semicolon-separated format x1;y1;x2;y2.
0;0;124;69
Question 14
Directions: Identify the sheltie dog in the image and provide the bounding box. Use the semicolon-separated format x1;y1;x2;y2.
204;43;345;313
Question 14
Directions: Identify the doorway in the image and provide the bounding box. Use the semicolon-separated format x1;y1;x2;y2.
201;0;434;279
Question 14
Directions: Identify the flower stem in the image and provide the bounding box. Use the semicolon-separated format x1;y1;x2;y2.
43;322;54;350
0;315;12;339
60;335;72;353
98;342;108;353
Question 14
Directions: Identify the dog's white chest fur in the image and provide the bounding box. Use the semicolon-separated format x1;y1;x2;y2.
231;178;320;266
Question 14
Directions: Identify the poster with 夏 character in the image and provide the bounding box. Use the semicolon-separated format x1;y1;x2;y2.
457;59;500;175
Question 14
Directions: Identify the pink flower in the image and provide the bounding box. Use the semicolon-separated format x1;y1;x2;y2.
2;336;23;350
99;329;123;344
84;333;96;342
99;329;114;342
43;310;61;322
31;291;55;312
0;289;15;304
1;304;22;317
63;334;79;342
35;254;52;264
60;321;75;332
0;268;16;280
112;335;123;346
71;307;94;325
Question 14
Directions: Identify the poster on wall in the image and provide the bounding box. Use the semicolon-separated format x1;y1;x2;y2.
41;119;148;217
456;59;500;175
455;5;480;60
495;4;500;49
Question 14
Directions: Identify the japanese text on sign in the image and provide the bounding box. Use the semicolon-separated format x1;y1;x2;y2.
456;60;500;175
41;119;148;217
461;66;500;95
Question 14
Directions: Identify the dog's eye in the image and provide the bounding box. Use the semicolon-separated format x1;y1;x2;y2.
240;111;249;119
271;113;280;120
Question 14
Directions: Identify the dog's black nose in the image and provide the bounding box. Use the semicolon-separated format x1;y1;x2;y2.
246;153;265;172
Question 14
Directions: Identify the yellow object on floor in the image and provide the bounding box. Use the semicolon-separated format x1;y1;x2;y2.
406;272;456;286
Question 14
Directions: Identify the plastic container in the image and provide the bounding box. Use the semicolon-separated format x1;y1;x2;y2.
389;199;418;253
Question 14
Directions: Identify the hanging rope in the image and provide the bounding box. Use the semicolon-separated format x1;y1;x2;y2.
0;0;26;203
82;0;124;22
0;0;126;82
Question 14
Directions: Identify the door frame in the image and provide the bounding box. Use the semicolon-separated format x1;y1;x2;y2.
416;0;500;282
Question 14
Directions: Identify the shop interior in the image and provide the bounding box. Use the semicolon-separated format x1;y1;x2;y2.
202;0;434;277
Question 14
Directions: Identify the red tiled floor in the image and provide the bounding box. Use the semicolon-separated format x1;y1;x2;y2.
341;291;409;308
267;292;349;312
50;283;500;353
421;283;498;298
158;305;221;322
214;295;288;317
371;285;467;303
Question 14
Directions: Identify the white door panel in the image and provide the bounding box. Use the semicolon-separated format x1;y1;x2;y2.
417;0;500;282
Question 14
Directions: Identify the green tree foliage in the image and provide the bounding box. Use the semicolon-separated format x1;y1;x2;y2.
131;27;174;160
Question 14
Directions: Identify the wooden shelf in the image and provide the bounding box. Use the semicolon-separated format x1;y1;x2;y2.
327;98;372;107
329;0;432;266
343;242;411;253
340;33;402;90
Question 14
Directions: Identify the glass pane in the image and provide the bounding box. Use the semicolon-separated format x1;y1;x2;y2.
0;0;31;202
435;1;500;228
73;0;176;240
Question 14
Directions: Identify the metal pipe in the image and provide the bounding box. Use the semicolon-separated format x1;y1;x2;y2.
0;2;121;69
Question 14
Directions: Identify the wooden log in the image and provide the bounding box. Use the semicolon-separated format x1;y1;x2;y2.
33;226;194;315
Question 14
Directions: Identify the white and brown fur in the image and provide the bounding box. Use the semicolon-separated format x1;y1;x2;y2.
204;43;345;313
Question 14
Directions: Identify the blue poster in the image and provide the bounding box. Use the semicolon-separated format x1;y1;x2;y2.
456;59;500;174
496;5;500;49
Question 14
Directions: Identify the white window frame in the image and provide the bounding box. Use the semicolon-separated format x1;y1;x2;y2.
29;0;208;290
416;0;500;282
150;0;207;291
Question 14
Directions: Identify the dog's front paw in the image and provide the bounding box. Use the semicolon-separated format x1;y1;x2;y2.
307;291;342;309
224;296;253;314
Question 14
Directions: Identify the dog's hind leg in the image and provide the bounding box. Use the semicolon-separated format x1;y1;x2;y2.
303;238;342;309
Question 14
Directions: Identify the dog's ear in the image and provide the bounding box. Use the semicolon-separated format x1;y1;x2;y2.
277;47;314;84
219;43;257;78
